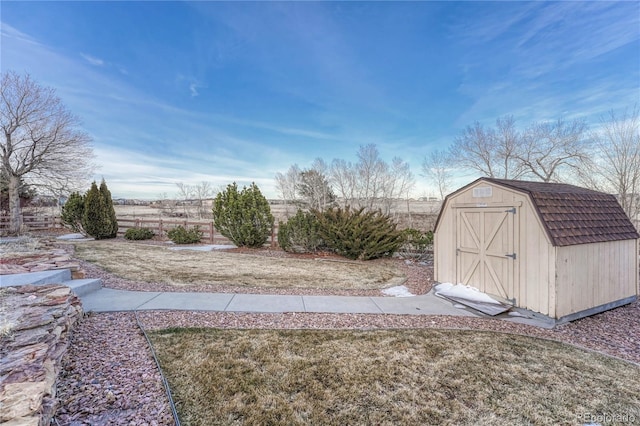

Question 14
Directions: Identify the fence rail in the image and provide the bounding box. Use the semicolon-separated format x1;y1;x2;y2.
0;214;278;244
0;215;62;233
117;217;278;246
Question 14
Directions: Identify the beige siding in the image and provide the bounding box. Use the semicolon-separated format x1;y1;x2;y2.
555;240;638;319
435;179;638;320
435;181;523;284
434;197;455;284
516;197;555;317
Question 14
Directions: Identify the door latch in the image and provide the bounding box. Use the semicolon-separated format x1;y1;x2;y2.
505;253;517;260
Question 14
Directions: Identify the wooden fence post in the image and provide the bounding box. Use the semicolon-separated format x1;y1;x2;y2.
209;222;214;244
271;226;275;248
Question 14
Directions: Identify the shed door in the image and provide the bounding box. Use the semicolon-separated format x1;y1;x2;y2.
456;207;516;299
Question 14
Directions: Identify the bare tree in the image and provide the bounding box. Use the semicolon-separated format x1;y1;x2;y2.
356;144;387;209
175;182;194;218
280;145;414;215
449;116;525;179
381;157;415;216
331;145;416;213
449;121;498;178
329;158;357;208
156;192;177;217
422;149;453;200
1;71;93;233
297;159;335;211
274;164;301;216
194;181;214;219
578;107;640;225
518;118;589;182
495;116;527;179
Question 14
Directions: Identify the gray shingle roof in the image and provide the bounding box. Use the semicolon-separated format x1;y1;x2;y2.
485;178;639;246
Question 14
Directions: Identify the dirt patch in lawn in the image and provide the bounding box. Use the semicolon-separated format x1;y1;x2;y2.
150;328;640;426
72;240;406;291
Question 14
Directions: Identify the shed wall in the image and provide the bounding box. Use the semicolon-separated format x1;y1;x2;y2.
516;196;556;317
555;239;638;319
436;178;639;321
434;181;557;316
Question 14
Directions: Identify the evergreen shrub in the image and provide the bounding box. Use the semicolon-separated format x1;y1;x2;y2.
400;228;433;250
278;209;324;253
167;225;202;244
212;182;274;248
315;206;404;261
124;227;155;240
99;180;118;238
61;192;85;233
81;179;118;239
397;228;434;260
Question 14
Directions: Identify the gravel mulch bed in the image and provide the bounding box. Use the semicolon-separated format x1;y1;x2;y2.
55;299;640;425
55;312;174;426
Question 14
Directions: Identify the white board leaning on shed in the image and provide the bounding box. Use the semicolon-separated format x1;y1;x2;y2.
434;178;640;323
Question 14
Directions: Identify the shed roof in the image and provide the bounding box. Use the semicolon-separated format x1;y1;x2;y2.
452;178;639;247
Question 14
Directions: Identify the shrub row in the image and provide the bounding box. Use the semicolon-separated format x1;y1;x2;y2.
278;207;406;261
124;225;204;244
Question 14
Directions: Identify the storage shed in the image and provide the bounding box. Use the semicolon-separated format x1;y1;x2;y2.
434;178;639;322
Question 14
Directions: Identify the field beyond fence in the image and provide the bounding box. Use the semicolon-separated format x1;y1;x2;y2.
116;217;274;245
0;200;442;244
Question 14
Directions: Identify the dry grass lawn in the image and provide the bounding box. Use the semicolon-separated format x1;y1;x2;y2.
73;240;405;290
150;328;640;426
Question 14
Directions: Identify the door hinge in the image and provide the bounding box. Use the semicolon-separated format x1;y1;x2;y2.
456;248;460;256
505;253;517;260
505;207;516;214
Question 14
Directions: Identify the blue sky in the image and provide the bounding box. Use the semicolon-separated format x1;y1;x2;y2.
1;1;638;199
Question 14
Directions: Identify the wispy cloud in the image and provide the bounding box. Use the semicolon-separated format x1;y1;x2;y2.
80;53;104;66
0;22;40;46
93;146;278;199
452;2;639;125
189;82;199;97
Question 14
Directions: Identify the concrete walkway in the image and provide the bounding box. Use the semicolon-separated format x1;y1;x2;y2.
2;270;556;327
80;287;480;317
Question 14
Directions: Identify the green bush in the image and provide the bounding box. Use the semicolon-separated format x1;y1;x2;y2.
212;182;274;248
124;227;155;240
278;210;324;253
81;179;118;240
400;228;433;250
397;228;434;260
61;192;85;233
167;225;203;244
315;206;404;261
99;179;118;238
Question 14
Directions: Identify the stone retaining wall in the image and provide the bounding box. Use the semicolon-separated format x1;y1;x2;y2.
0;284;83;426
